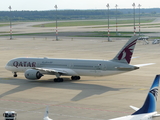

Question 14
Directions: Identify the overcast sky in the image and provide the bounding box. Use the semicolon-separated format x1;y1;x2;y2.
1;0;160;11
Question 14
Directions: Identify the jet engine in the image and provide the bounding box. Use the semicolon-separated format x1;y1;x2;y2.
24;69;43;80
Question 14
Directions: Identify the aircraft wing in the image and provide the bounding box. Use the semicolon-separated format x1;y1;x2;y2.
33;67;78;76
134;63;155;67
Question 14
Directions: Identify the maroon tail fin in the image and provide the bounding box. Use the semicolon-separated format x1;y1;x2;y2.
111;36;138;64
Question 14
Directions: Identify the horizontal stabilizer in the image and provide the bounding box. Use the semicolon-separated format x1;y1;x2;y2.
44;106;53;120
135;63;155;67
44;116;53;120
130;105;139;111
153;114;160;117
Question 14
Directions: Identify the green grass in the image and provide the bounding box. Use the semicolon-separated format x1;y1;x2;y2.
0;32;52;36
0;32;9;33
0;24;10;27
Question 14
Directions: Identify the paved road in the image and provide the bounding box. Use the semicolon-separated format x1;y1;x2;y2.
0;36;160;120
1;18;160;36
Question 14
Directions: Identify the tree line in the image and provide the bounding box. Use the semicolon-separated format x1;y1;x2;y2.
0;8;159;22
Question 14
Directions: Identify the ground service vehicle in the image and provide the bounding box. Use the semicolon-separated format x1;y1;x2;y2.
3;111;17;120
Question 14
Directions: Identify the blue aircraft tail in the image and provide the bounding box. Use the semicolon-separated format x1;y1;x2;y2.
132;75;160;115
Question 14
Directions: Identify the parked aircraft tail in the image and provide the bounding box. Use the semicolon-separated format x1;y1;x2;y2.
111;36;139;64
132;75;160;115
43;106;52;120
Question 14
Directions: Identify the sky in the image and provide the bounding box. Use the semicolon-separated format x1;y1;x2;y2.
1;0;160;11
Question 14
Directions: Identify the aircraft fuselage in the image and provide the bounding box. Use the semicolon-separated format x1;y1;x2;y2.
5;57;138;77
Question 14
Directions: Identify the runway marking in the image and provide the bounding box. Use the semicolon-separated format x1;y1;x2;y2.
139;88;147;90
0;98;130;114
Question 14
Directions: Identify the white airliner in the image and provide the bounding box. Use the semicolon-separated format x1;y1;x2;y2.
110;75;160;120
43;107;52;120
5;36;154;82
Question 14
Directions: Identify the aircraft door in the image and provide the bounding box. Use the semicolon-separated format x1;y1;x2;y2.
69;63;73;68
95;64;102;70
96;63;107;71
95;64;103;75
103;64;107;71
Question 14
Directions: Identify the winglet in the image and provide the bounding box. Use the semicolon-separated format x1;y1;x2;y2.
111;36;139;64
132;75;160;115
43;106;53;120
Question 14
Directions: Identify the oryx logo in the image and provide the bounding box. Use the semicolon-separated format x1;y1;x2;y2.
150;87;158;101
118;40;137;64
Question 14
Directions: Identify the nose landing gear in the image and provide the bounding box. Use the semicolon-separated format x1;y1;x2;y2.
13;72;17;77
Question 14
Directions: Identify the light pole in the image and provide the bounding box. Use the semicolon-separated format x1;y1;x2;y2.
132;3;136;36
115;4;118;35
8;6;12;40
54;5;58;41
138;4;141;36
106;3;111;42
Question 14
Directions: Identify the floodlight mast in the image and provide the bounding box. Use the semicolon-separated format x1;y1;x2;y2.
132;3;136;36
138;4;141;36
54;5;58;41
9;6;12;40
115;4;118;35
106;3;111;42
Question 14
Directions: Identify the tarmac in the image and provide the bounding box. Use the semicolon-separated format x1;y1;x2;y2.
0;21;160;120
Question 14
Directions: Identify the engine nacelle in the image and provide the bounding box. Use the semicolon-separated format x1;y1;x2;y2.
25;69;43;80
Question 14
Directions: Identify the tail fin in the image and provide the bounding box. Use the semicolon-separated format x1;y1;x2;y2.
111;36;139;64
43;106;52;120
132;75;160;115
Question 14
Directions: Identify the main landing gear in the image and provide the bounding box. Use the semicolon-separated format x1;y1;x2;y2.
54;76;81;82
54;73;64;82
71;76;80;80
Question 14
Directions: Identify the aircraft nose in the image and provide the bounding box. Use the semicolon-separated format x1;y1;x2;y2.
5;64;9;70
5;60;12;70
5;62;10;70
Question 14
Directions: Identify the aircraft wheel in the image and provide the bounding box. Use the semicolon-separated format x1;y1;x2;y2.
71;76;80;80
13;72;17;77
71;76;75;80
77;76;80;80
59;78;64;82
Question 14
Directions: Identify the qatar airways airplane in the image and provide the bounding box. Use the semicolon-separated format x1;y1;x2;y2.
110;75;160;120
5;36;154;82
